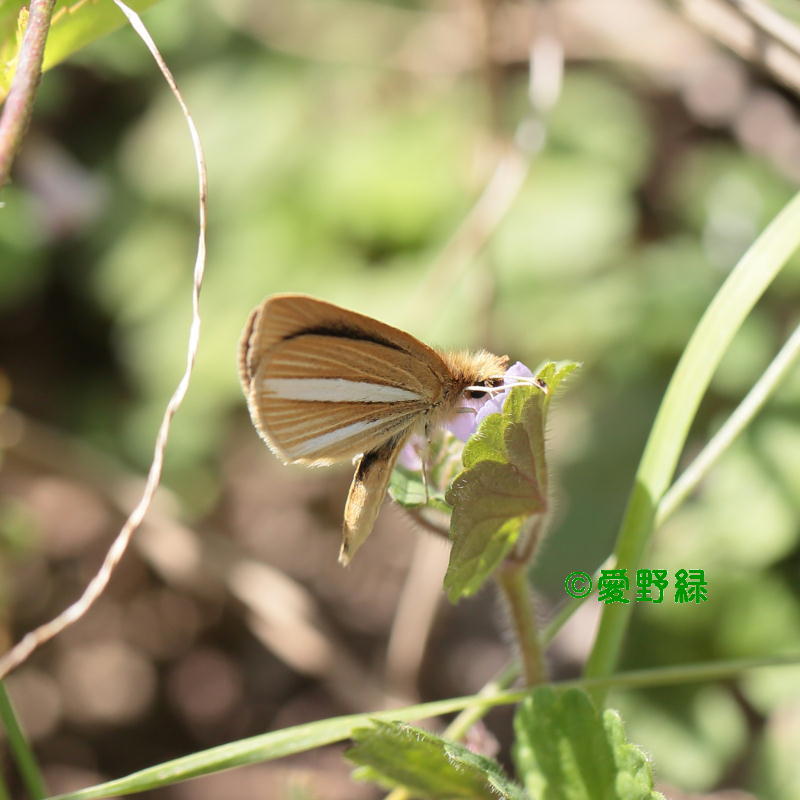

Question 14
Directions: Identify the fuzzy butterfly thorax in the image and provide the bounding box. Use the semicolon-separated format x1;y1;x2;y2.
439;349;509;396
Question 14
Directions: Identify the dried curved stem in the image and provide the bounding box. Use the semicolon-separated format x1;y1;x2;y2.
0;0;208;680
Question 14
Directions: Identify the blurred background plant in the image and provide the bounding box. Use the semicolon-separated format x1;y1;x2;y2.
0;0;799;798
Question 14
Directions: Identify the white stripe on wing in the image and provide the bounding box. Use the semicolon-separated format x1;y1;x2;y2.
288;417;390;458
262;378;420;403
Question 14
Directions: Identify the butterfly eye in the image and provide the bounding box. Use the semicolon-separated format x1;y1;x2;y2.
464;375;505;400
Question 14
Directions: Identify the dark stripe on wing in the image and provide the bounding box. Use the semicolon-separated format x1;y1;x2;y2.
356;434;403;478
283;324;406;353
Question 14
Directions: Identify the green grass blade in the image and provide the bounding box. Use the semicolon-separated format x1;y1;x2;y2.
45;654;800;800
657;318;800;525
584;188;800;694
46;695;484;800
0;681;46;799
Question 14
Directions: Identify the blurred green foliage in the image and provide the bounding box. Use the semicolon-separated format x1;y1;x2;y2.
1;1;799;797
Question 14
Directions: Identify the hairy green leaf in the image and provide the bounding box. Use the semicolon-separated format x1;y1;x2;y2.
513;688;664;800
347;720;523;800
443;743;528;800
463;413;506;467
445;461;540;601
444;361;578;601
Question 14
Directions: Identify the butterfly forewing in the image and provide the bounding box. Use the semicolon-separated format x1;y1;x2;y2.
240;293;451;383
240;296;446;465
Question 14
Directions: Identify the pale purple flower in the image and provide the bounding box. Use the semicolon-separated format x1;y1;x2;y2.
473;361;534;429
398;435;424;470
446;396;486;442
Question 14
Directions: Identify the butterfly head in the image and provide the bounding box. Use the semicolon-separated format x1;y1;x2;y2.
440;350;509;401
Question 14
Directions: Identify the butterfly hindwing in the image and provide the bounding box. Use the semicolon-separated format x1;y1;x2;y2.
341;432;409;564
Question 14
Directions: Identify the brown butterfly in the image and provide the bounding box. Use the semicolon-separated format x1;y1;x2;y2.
238;294;508;564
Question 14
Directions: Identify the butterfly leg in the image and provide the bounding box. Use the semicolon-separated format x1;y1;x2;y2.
420;421;436;504
421;452;431;505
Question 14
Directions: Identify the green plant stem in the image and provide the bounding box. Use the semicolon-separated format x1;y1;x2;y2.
438;557;616;752
48;653;800;800
584;187;800;701
496;561;547;686
657;318;800;526
0;681;46;799
0;0;57;188
444;659;521;741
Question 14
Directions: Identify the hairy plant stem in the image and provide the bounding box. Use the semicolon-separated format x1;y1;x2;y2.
0;0;57;188
496;559;547;686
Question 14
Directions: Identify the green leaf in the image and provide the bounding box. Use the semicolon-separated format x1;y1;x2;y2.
346;720;524;800
463;413;506;467
0;0;160;99
513;688;664;800
443;744;528;800
444;361;579;602
444;462;539;601
389;464;429;508
388;425;463;512
0;5;27;93
389;465;452;514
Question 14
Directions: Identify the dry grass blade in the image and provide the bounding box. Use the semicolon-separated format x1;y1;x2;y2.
0;0;208;680
729;0;800;56
385;534;449;700
407;8;563;325
678;0;800;94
